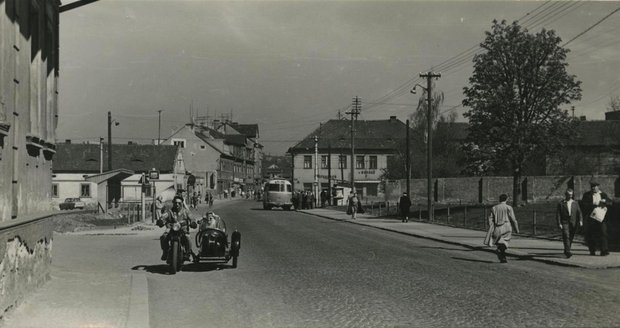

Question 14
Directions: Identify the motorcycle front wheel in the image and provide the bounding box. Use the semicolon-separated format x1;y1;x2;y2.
171;240;179;274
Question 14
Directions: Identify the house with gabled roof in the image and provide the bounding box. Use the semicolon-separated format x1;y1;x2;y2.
163;121;263;196
287;116;408;201
52;142;184;209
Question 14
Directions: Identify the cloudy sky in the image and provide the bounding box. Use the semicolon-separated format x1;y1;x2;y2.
57;0;620;154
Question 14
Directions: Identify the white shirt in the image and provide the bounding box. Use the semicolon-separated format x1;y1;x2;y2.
593;192;601;205
566;199;573;216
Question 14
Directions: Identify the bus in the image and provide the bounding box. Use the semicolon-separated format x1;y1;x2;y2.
263;179;293;210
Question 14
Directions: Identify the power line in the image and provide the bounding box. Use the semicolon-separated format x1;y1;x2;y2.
563;6;620;46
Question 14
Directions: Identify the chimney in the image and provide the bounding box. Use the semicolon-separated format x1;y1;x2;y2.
65;139;71;144
579;116;586;121
128;141;133;145
389;116;397;122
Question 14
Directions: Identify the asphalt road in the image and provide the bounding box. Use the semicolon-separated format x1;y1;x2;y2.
37;200;620;327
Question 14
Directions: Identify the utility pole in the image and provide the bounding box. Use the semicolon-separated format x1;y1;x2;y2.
346;96;361;194
406;119;410;198
314;136;319;207
99;137;104;174
328;143;332;206
107;111;112;171
419;72;441;221
158;110;163;145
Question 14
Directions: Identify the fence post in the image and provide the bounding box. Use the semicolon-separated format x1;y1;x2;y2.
484;206;488;230
387;201;390;216
532;210;537;236
379;202;382;216
447;204;451;225
463;205;468;227
371;201;374;216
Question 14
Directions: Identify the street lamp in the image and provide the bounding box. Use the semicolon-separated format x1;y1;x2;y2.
107;111;120;171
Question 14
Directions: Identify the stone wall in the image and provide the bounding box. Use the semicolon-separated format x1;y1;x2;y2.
0;216;53;321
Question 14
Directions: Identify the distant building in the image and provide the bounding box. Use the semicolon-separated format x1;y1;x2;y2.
163;121;263;196
52;143;185;208
287;116;408;200
262;154;292;180
436;112;620;176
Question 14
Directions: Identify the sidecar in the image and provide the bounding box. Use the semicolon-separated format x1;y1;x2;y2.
194;216;241;268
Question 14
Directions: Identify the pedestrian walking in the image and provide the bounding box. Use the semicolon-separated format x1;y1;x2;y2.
555;188;583;258
399;192;412;223
581;181;611;256
320;190;327;208
484;194;519;263
347;192;359;220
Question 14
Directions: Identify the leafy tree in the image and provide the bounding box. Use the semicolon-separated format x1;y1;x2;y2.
462;20;581;206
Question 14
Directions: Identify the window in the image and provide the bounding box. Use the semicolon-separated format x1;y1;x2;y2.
321;155;329;169
338;155;347;169
200;145;206;149
356;155;365;169
172;138;186;148
52;183;58;198
303;155;312;169
80;183;91;198
369;156;377;169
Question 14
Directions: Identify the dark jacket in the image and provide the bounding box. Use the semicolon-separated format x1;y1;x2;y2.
399;196;412;211
581;191;611;218
556;200;583;226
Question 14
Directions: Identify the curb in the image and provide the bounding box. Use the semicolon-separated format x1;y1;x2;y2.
126;272;150;328
300;211;619;269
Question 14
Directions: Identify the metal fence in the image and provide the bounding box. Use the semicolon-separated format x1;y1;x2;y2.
361;200;562;238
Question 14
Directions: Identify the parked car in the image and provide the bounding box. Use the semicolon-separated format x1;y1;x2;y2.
59;198;85;210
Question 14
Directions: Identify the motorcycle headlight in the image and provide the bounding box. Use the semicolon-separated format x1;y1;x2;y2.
172;222;181;231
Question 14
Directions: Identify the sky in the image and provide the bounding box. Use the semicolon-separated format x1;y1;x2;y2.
57;0;620;155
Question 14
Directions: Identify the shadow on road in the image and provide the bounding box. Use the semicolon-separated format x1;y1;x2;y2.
451;256;495;264
131;263;234;275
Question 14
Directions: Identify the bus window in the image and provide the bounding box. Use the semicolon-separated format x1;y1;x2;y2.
286;184;292;192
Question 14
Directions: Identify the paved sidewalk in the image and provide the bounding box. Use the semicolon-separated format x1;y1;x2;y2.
299;208;620;269
2;197;246;328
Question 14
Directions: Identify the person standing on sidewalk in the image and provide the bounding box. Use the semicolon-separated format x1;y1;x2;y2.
399;192;411;223
555;188;583;258
347;192;359;220
484;194;520;263
581;182;611;256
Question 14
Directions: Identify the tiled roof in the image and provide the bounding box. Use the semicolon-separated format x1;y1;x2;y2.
53;143;179;173
288;118;408;153
230;123;259;138
224;134;248;146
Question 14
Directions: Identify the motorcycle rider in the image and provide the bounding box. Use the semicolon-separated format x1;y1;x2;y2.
158;195;197;261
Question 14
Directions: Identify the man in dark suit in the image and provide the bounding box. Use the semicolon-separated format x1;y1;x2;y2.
581;182;611;256
556;189;583;258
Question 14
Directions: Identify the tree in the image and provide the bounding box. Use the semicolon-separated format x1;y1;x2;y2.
462;20;582;206
608;95;620;112
381;89;464;180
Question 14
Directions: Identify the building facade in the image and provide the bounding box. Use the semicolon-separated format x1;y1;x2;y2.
288;116;408;201
52;143;185;208
0;0;61;317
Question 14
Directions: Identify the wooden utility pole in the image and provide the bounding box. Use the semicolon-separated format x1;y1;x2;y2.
406;119;410;198
419;72;441;220
346;96;361;194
